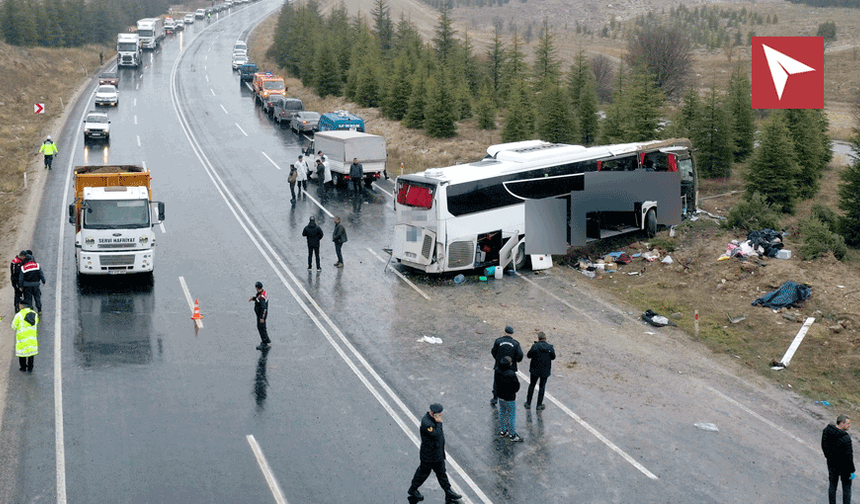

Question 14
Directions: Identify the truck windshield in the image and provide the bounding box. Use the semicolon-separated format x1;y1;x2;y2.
84;200;150;229
117;43;137;51
678;158;694;182
138;30;153;37
264;81;284;90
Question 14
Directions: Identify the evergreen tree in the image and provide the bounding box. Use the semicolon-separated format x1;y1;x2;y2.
578;70;599;145
695;86;734;179
42;0;65;46
601;64;628;143
727;66;754;161
622;69;664;141
476;82;497;129
314;42;342;98
1;0;21;45
501;29;526;102
371;0;393;53
675;87;701;140
486;28;507;104
785;109;832;199
838;133;860;246
568;50;588;111
454;77;473;120
404;69;428;129
424;70;457;138
745;114;799;213
532;18;561;86
501;81;534;142
433;0;456;63
355;56;383;108
536;80;576;143
382;54;413;120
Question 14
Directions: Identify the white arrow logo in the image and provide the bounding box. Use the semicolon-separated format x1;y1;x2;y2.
762;44;816;100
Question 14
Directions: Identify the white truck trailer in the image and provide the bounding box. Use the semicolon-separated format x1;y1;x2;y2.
313;131;387;188
116;33;141;68
137;18;164;50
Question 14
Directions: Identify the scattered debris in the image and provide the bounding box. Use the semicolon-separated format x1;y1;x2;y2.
727;313;746;324
694;422;719;432
419;336;443;344
642;309;677;327
751;281;811;309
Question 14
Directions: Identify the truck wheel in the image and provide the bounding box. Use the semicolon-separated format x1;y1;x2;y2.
645;209;657;238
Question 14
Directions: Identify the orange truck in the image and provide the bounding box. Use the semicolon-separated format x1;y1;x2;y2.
253;72;286;111
68;165;165;276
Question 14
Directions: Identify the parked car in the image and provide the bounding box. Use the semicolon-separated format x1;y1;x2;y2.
272;97;304;126
98;71;118;86
184;14;194;24
232;52;248;70
239;63;258;82
94;84;118;106
164;19;175;33
318;110;365;132
195;8;206;19
234;40;247;53
290;111;320;133
83;110;110;142
173;20;184;31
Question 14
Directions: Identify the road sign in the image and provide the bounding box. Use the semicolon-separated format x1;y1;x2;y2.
34;103;45;114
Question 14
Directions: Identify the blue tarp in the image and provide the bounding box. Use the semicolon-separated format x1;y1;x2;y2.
751;281;811;309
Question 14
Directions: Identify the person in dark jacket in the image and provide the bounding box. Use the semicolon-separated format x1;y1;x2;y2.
525;332;556;410
10;250;27;312
349;158;364;194
302;216;324;271
315;159;328;201
332;216;347;268
407;403;463;503
490;325;523;406
287;164;298;204
19;253;46;313
494;356;523;442
823;414;855;504
249;281;270;350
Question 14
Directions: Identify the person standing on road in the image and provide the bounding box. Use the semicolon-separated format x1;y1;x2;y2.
349;158;364;194
332;216;347;268
295;154;309;197
39;136;58;170
320;154;332;191
525;331;556;410
10;250;27;312
823;414;855;504
407;403;463;503
11;299;38;372
495;356;523;442
302;216;324;271
19;253;45;314
490;325;523;406
316;159;328;200
288;164;298;204
249;281;270;350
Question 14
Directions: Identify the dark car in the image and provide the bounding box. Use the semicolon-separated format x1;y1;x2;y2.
290;111;320;133
240;63;258;82
98;72;118;86
271;96;304;125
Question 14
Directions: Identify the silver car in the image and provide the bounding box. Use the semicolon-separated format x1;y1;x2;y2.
232;52;248;70
290;111;320;133
94;85;118;106
83;111;110;142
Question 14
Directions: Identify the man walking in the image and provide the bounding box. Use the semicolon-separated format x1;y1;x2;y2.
407;403;463;503
295;154;309;197
39;135;58;170
19;253;46;313
332;216;347;268
10;250;27;312
12;300;38;372
525;332;556;410
490;326;523;406
288;164;298;204
495;356;523;442
302;216;324;271
823;414;856;504
249;281;270;350
349;157;364;194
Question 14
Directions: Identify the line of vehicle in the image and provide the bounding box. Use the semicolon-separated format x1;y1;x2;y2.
365;247;430;300
261;151;281;170
246;435;289;504
169;23;488;502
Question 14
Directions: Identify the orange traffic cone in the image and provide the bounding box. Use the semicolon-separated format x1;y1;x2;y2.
191;299;203;320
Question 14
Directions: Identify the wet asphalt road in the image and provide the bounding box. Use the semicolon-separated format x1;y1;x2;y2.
0;1;834;502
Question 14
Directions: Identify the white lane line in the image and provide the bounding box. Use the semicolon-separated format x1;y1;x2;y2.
704;384;810;449
220;104;228;114
204;65;208;71
371;182;392;197
142;160;147;170
134;115;138;125
134;98;137;107
366;247;430;300
159;222;166;233
300;190;334;218
178;276;203;329
136;82;139;90
206;75;209;83
210;88;215;96
236;123;248;136
261;151;281;170
137;135;141;147
204;55;208;61
246;435;289;504
515;369;658;480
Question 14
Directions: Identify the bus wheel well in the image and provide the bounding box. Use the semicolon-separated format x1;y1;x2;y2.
645;209;657;237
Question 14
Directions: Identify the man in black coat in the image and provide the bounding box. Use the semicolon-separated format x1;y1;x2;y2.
407;403;462;503
349;158;363;195
332;216;347;268
302;216;324;271
248;281;270;350
490;326;523;406
19;253;46;313
823;414;855;504
525;332;556;410
494;356;523;442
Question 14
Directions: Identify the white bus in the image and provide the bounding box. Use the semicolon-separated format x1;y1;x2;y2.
391;139;697;274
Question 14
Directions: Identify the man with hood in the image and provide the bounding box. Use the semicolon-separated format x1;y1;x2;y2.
302;216;324;271
10;250;27;312
12;300;39;372
19;253;46;313
823;414;855;504
525;331;556;410
494;356;523;442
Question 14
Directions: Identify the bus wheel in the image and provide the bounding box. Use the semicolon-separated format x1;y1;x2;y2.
513;241;528;271
645;209;657;237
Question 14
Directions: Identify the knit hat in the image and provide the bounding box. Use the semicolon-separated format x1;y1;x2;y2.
430;403;443;413
505;326;514;335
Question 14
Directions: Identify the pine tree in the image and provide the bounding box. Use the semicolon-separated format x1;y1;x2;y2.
784;109;829;199
486;28;507;104
501;29;526;102
501;81;534;142
404;69;427;129
536;80;576;143
314;43;342;98
382;54;413;120
532;18;561;85
601;64;627;143
838;133;860;246
424;70;457;138
371;0;393;53
433;0;456;63
476;82;497;130
675;87;702;140
1;0;20;45
727;66;754;161
578;70;599;145
622;69;664;141
745;114;799;213
695;86;734;179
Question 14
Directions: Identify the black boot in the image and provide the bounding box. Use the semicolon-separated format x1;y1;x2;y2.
407;488;424;501
445;490;462;502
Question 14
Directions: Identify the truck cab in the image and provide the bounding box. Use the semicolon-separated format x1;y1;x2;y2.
252;72;286;105
116;33;141;68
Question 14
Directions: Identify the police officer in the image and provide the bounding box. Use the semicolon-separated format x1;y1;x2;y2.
19;253;46;313
39;135;58;169
249;281;270;350
490;326;523;406
12;299;39;372
407;403;463;503
10;250;27;312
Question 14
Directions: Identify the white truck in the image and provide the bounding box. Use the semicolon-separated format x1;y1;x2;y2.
312;131;387;188
116;33;141;68
68;165;165;277
137;18;164;50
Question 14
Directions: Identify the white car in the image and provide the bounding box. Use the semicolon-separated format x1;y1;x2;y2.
195;8;206;19
234;40;247;53
232;52;248;70
184;13;194;24
83;110;110;142
94;85;118;106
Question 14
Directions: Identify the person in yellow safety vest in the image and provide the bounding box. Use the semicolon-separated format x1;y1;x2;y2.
12;299;39;372
39;135;58;170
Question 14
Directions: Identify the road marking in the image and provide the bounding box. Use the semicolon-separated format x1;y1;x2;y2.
134;115;138;125
134;98;137;107
137;135;141;147
179;276;203;329
136;82;139;91
210;88;216;96
261;151;281;170
246;435;289;504
515;369;658;480
517;272;609;326
159;222;166;233
300;190;334;218
235;123;248;136
371;182;392;197
205;75;209;83
366;247;430;300
142;160;147;170
204;65;208;71
204;55;208;61
220;104;228;114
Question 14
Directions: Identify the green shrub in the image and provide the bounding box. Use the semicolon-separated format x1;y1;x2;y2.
810;203;840;233
799;217;847;260
723;192;782;231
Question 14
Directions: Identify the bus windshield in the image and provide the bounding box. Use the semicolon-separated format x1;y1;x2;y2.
397;182;435;209
84;200;150;229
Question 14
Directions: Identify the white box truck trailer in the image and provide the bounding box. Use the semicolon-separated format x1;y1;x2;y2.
137;18;164;50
